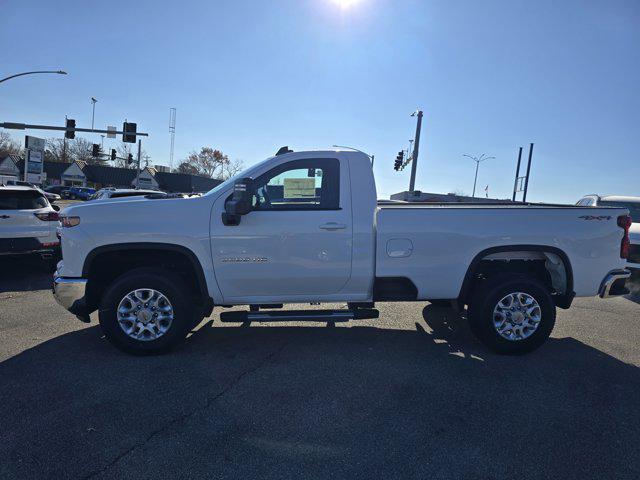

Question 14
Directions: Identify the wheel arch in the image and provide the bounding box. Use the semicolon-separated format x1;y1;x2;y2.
458;245;575;309
82;242;212;314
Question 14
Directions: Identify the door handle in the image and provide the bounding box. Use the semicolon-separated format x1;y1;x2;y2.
319;222;346;230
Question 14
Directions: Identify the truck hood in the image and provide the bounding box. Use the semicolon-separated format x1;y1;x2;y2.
62;194;186;213
60;194;214;240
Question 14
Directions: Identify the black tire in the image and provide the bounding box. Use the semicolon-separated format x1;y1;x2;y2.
468;274;556;355
98;267;195;355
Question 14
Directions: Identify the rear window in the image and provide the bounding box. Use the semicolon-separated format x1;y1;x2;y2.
599;201;640;222
0;190;49;210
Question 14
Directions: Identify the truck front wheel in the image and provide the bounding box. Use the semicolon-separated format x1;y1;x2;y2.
467;274;556;355
98;268;195;355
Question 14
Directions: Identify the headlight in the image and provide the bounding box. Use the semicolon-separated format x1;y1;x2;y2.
60;216;81;228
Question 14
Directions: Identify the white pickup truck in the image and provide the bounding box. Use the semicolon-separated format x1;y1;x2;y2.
53;148;632;355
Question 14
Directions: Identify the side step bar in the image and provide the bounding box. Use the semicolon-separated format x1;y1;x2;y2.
220;309;379;323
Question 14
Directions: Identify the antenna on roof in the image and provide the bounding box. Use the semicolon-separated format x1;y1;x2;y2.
332;145;374;164
276;146;293;156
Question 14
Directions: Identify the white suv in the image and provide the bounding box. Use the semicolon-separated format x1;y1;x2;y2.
0;186;61;266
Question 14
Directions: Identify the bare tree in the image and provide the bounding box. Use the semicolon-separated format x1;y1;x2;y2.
67;138;102;164
44;138;68;163
0;132;22;158
180;147;242;179
113;144;149;169
114;144;135;168
221;157;244;179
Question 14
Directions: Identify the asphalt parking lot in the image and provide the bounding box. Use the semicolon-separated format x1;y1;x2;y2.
1;259;639;480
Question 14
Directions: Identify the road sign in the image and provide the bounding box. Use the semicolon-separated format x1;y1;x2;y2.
107;126;116;138
25;135;45;151
23;135;45;184
25;149;44;184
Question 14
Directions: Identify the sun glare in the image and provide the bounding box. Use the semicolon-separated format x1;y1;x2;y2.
331;0;362;9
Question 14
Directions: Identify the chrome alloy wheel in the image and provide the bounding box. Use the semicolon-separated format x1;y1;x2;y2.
116;289;174;341
492;292;542;341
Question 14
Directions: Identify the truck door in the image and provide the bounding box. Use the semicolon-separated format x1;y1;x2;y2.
211;157;353;302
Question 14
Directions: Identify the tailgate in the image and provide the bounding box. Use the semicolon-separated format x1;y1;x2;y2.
0;209;51;238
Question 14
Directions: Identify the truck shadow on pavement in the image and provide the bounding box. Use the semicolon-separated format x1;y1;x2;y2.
0;257;53;293
1;307;639;479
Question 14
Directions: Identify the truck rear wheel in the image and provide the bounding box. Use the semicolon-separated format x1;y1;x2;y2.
468;274;555;355
98;268;195;355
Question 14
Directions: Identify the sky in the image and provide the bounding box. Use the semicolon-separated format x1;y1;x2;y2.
1;0;638;202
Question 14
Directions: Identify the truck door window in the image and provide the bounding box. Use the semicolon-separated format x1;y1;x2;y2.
253;158;340;211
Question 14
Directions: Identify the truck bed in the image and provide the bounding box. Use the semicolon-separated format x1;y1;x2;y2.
375;204;627;300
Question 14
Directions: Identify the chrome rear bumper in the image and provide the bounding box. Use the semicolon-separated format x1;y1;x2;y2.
598;269;631;298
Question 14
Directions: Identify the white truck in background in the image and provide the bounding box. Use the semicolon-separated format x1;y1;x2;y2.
576;195;640;271
53;148;632;355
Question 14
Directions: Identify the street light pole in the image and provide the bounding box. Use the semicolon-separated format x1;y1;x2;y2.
472;160;480;197
91;97;97;131
0;70;67;84
463;153;495;197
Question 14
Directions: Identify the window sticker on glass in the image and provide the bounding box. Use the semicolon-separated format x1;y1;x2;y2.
284;178;316;198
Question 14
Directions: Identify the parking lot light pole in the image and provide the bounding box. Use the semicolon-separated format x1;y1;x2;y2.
464;153;495;197
0;70;67;84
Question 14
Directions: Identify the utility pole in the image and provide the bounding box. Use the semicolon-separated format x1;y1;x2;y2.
91;97;97;131
63;115;68;163
522;143;534;202
408;110;423;192
136;139;142;188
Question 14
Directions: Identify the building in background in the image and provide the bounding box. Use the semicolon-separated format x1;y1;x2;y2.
0;155;222;193
391;190;513;204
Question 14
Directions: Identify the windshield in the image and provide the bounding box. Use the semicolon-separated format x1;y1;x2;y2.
203;156;275;197
600;201;640;222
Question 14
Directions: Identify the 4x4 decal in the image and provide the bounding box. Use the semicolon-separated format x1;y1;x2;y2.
579;215;612;221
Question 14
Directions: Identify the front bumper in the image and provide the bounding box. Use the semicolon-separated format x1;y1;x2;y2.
598;269;631;298
53;272;89;320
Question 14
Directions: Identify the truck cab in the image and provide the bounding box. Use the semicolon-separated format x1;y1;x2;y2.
210;150;377;304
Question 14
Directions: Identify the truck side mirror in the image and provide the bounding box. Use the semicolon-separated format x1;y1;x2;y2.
222;177;254;226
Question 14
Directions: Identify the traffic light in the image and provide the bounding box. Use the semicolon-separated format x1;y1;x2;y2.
111;149;117;161
122;122;137;143
65;119;76;139
394;150;404;171
127;153;133;165
92;143;101;157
